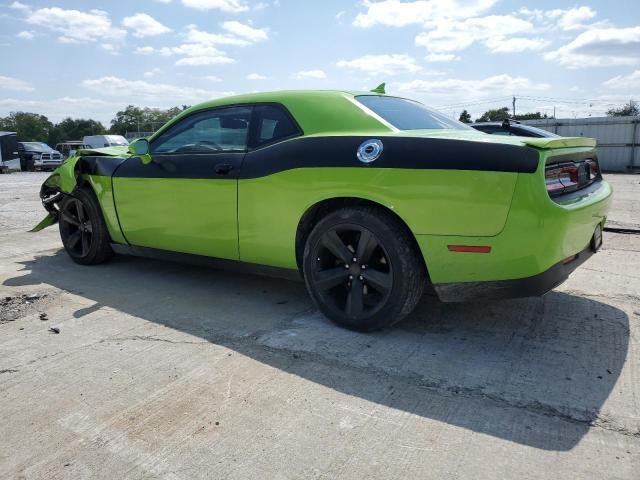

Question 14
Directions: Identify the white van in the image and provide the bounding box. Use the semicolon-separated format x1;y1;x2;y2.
82;135;129;149
0;132;20;173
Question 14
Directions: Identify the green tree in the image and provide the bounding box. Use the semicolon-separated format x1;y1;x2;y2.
514;112;548;120
0;111;53;142
606;101;639;117
458;109;472;123
475;107;511;122
109;105;191;136
48;118;106;145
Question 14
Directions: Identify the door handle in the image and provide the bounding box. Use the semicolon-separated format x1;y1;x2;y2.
215;163;233;175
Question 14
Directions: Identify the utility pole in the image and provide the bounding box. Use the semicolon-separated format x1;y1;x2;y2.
553;105;556;119
512;95;516;119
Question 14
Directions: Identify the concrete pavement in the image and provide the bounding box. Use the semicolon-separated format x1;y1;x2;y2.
1;172;638;479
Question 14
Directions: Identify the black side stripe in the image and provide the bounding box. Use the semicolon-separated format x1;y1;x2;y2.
83;136;541;181
239;136;540;178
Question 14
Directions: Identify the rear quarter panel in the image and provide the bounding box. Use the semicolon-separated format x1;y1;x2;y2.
238;167;517;268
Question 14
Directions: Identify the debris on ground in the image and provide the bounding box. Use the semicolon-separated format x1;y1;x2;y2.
48;327;60;334
0;293;52;324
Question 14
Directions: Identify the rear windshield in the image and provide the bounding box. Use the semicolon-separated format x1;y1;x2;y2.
356;95;471;131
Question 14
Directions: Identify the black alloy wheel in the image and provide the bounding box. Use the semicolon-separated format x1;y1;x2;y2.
303;206;425;331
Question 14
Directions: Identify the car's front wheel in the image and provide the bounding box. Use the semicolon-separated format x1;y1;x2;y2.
59;188;113;265
303;206;426;332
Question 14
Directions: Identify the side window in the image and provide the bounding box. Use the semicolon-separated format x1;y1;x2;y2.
251;104;300;148
151;106;252;154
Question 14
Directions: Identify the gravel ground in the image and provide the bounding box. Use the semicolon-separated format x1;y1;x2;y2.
0;171;638;479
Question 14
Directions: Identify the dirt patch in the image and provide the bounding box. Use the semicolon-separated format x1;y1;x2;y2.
0;293;54;324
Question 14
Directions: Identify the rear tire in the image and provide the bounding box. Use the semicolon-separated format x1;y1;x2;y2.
59;188;113;265
303;206;425;332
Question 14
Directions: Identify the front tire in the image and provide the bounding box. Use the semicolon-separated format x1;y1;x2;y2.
59;188;113;265
303;206;426;332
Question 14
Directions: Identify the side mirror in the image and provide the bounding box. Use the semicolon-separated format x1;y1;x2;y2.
129;138;150;155
128;138;152;164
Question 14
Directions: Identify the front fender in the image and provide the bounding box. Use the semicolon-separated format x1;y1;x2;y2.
32;146;130;232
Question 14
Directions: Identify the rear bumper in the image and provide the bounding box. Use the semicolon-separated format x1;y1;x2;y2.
434;244;594;302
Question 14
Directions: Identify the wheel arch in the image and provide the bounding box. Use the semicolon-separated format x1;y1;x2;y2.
294;196;427;275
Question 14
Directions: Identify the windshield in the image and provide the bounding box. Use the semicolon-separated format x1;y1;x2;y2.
24;142;54;152
356;95;472;131
106;135;128;146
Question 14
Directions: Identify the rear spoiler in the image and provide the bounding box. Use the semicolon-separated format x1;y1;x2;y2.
520;137;596;149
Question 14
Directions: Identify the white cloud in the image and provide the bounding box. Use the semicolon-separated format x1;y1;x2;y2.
16;4;126;44
546;6;597;31
415;15;537;54
397;74;549;96
603;70;640;91
180;0;248;12
176;55;235;66
205;75;223;82
81;76;217;102
0;96;113;123
337;54;421;75
184;25;251;46
9;1;29;12
295;69;327;79
0;75;34;91
353;0;498;28
425;53;459;62
544;27;640;68
247;73;267;80
222;21;268;42
122;13;172;38
16;30;34;39
484;36;549;53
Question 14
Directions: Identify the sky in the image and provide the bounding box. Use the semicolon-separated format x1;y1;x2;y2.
0;0;639;126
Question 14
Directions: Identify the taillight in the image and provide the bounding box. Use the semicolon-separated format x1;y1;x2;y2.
586;159;599;181
545;163;579;196
545;159;598;197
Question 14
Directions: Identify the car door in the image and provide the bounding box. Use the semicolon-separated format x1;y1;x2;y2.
113;106;252;260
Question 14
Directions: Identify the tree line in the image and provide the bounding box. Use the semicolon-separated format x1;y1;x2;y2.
0;105;190;145
458;101;639;124
1;101;637;144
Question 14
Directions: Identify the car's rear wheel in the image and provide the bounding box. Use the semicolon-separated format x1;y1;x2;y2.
59;188;113;265
303;206;425;332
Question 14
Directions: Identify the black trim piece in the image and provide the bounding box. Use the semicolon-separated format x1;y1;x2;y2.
239;135;540;179
113;152;246;179
110;243;303;282
545;150;596;166
433;244;594;303
93;135;540;182
77;156;128;177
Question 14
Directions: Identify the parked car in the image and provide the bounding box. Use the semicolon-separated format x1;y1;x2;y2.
17;142;63;171
55;141;92;159
83;135;129;148
0;131;20;173
472;119;559;138
34;89;611;331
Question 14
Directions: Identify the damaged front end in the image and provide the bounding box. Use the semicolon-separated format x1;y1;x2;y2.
31;146;130;232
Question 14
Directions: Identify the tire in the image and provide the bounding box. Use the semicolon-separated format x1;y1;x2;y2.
303;206;426;332
58;187;113;265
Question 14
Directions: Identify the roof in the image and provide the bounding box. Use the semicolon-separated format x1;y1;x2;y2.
0;131;17;136
154;90;392;139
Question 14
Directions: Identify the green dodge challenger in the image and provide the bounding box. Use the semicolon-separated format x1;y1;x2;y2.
34;88;612;331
